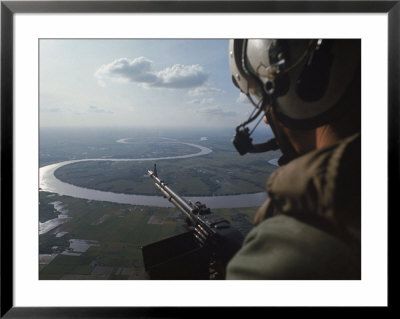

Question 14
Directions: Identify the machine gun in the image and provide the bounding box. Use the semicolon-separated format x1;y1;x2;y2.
141;165;244;280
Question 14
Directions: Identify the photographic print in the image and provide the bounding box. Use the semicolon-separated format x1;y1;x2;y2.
2;1;394;315
38;38;362;281
38;38;280;280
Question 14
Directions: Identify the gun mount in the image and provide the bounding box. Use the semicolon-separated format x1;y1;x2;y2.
141;165;244;280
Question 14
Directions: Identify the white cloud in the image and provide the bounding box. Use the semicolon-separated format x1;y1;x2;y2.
197;106;237;118
187;97;215;105
88;105;113;114
94;57;208;89
153;64;207;89
95;57;157;84
188;85;223;97
236;92;251;104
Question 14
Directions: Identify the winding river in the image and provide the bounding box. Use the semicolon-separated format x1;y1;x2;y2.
39;139;269;209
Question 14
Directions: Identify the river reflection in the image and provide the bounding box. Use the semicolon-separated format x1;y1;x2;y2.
39;140;268;209
39;201;70;235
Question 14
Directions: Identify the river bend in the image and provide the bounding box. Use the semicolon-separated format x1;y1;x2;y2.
39;139;268;209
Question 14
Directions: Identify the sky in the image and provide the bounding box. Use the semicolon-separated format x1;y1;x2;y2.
39;39;255;129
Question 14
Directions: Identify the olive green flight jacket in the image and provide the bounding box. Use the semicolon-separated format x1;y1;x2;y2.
226;133;361;280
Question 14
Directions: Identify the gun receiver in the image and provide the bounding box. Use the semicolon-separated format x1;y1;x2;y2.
143;166;244;279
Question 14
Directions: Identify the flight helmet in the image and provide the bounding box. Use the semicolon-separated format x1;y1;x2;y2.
229;39;361;155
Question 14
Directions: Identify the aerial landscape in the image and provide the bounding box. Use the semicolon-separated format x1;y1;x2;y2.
39;39;281;279
39;127;281;279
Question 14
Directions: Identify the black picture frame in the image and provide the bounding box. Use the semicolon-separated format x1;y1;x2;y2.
1;1;396;317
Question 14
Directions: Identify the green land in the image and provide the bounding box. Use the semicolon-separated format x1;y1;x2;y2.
39;127;280;280
39;191;258;280
53;137;281;196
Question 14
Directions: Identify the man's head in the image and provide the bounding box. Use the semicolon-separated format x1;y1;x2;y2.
229;39;361;162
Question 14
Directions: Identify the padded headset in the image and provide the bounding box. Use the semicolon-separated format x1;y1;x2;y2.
230;39;359;159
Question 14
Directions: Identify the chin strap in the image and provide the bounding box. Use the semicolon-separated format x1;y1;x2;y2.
264;100;300;166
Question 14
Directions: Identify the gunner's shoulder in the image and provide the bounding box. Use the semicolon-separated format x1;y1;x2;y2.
269;133;360;185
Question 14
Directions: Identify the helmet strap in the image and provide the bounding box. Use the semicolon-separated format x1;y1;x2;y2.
266;97;300;165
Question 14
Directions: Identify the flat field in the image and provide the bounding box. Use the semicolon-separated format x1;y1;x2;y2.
39;127;280;279
39;191;257;279
52;130;280;196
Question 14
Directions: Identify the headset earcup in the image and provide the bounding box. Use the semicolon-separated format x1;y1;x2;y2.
272;74;290;97
296;41;334;102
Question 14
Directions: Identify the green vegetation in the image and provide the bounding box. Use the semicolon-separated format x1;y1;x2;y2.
39;191;61;222
39;194;194;280
54;148;281;196
39;127;277;280
40;127;220;167
39;231;72;255
39;194;257;280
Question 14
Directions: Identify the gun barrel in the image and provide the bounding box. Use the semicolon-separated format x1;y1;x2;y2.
147;168;244;266
148;170;194;216
144;168;244;279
